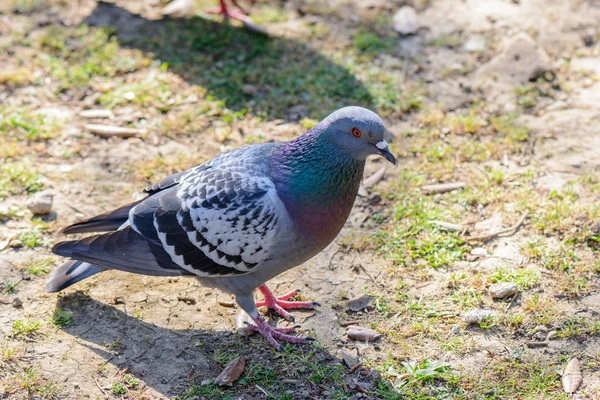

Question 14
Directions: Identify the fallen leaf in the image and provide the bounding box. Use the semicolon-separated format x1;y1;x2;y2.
341;348;359;368
215;356;246;386
347;294;373;312
0;234;17;251
347;326;382;342
562;358;582;394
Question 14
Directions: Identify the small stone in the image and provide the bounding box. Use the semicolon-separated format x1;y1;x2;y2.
462;36;486;53
547;330;559;340
489;282;518;299
12;297;22;307
533;331;547;341
471;247;488;257
368;194;382;205
242;84;257;96
285;105;308;122
393;6;419;35
534;325;548;333
73;382;80;389
461;309;496;324
451;324;461;335
476;32;552;84
9;240;23;249
26;191;53;215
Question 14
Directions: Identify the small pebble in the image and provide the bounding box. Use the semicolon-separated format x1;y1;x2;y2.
471;247;488;257
547;330;559;340
462;309;496;324
12;297;23;307
242;84;257;95
26;191;53;215
451;324;461;335
9;240;23;249
534;325;548;333
489;282;518;299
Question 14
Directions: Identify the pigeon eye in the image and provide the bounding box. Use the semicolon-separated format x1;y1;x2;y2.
351;128;362;138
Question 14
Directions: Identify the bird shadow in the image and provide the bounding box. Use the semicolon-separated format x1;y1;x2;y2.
55;292;340;398
83;1;375;121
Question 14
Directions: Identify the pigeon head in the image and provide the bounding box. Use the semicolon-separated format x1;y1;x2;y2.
318;106;396;165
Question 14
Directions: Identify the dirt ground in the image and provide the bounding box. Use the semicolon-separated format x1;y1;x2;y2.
1;0;600;398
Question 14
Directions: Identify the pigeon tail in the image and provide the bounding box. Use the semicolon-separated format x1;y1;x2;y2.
61;200;142;234
45;260;105;293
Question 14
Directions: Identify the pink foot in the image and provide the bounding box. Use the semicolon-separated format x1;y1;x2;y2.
247;314;314;351
256;285;320;322
205;0;251;23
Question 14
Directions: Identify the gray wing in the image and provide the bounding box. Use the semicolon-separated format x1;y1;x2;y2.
130;165;286;277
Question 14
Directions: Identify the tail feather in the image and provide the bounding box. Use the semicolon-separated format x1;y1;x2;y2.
47;227;192;292
61;200;143;234
45;260;105;293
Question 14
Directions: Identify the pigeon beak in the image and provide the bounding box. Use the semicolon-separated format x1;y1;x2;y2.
374;140;397;165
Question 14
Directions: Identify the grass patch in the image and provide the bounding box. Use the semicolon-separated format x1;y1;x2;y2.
488;266;540;290
10;319;42;340
27;256;56;276
51;308;72;327
4;368;60;399
0;160;46;199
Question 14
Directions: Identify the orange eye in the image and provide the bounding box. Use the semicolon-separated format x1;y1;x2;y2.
352;128;362;137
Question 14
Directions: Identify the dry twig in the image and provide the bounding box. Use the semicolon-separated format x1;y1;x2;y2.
467;213;528;242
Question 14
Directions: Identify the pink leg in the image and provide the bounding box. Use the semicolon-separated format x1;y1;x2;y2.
205;0;251;22
246;314;314;351
255;285;320;322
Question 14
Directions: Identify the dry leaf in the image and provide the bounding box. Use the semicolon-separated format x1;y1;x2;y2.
347;326;382;342
347;294;373;312
562;358;582;394
341;348;360;368
215;356;246;386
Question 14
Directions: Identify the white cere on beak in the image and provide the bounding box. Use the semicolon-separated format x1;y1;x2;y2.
375;140;388;150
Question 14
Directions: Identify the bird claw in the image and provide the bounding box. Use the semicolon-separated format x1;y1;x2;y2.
247;316;313;350
256;285;320;321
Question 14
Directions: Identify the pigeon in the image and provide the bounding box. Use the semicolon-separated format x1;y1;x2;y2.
46;106;396;350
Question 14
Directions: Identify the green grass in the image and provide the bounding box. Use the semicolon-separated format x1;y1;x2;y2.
4;368;60;399
111;381;127;395
0;160;46;199
1;280;18;294
10;320;42;340
51;308;72;327
27;256;56;276
488;266;540;290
